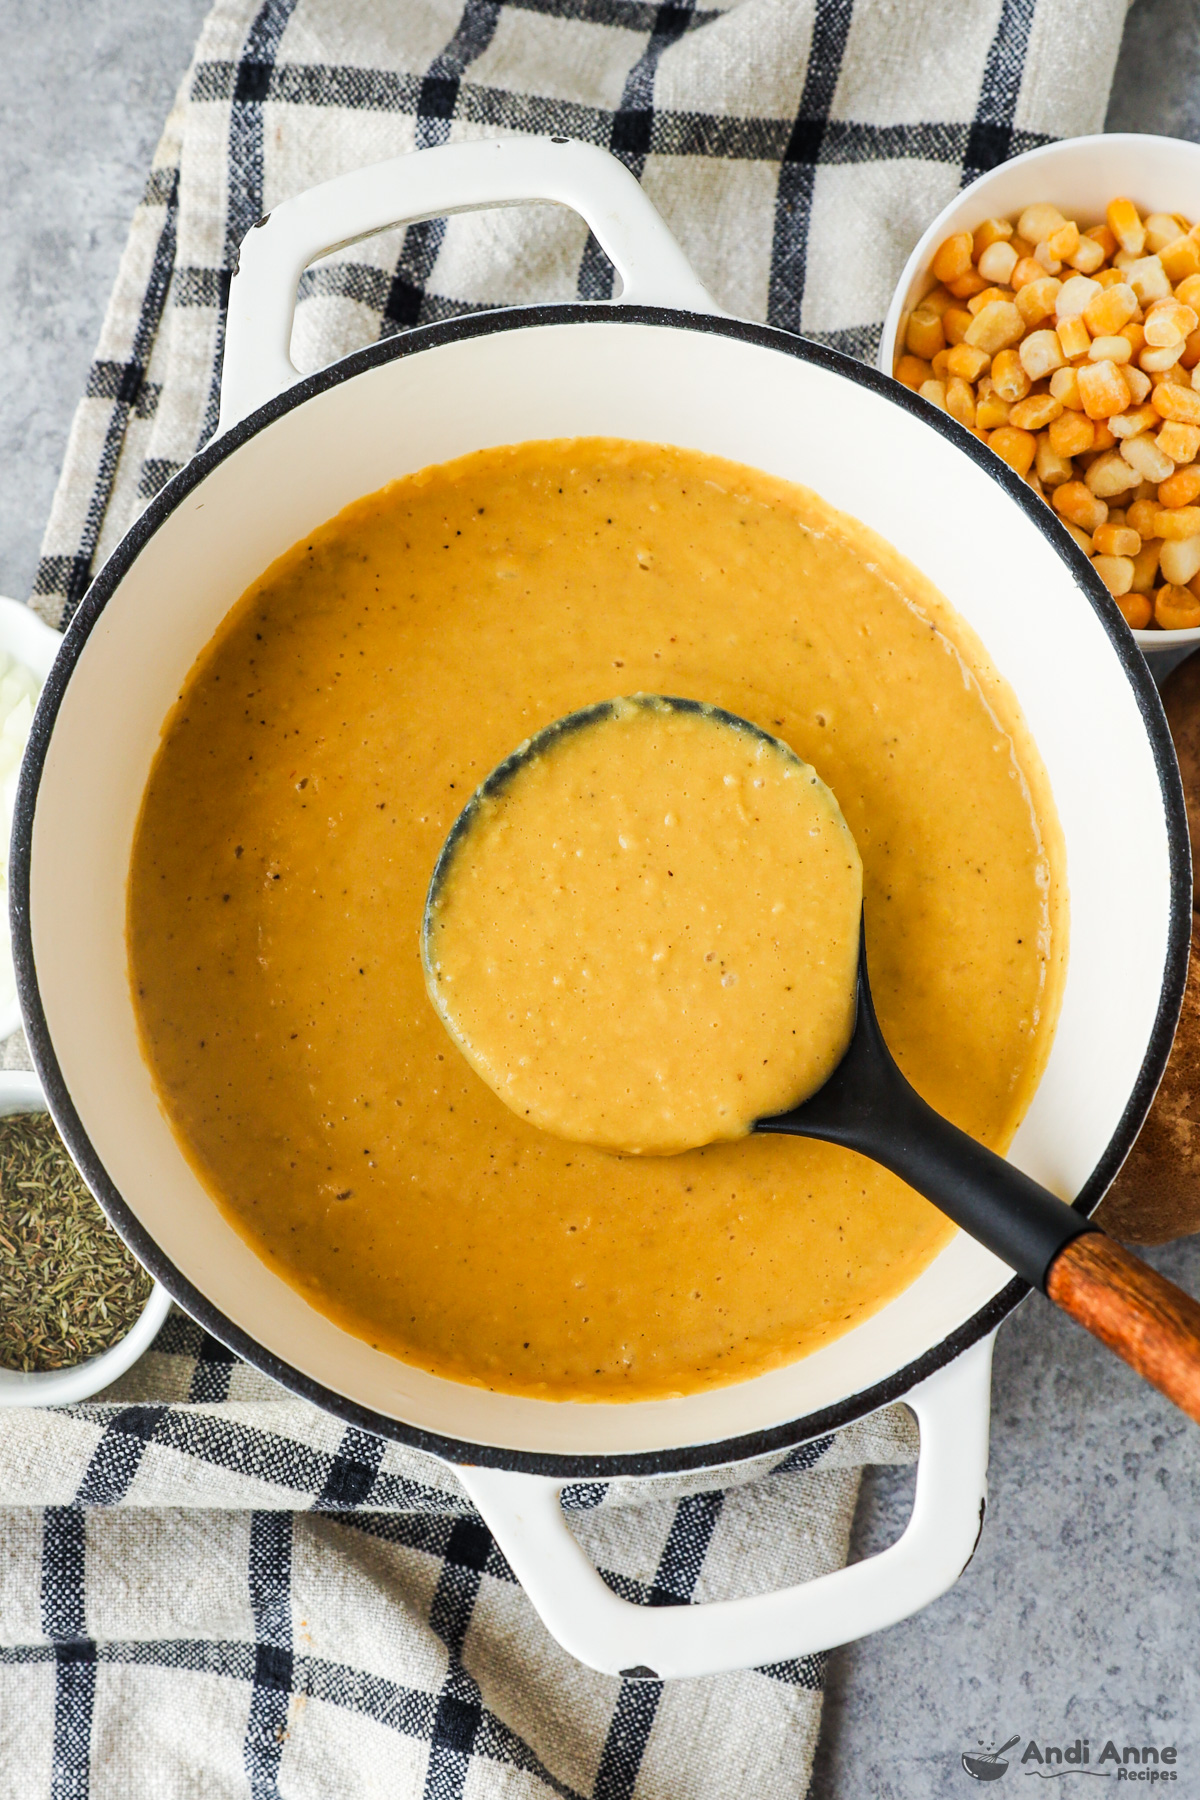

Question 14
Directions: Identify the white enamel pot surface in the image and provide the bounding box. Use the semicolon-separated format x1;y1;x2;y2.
877;132;1200;671
11;140;1191;1681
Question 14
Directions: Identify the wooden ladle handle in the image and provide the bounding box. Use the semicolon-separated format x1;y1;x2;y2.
1046;1232;1200;1423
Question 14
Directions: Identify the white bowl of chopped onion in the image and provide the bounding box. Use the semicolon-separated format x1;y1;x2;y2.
880;132;1200;666
0;598;61;1040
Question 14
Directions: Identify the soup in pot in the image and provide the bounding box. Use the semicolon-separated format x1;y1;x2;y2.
127;438;1066;1401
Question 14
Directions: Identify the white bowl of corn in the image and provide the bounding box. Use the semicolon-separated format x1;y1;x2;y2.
880;133;1200;662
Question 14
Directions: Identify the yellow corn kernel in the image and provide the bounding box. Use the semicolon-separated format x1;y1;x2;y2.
894;354;930;390
1159;464;1200;509
1129;538;1162;592
1019;329;1066;381
1109;402;1162;439
1174;273;1200;311
1107;197;1146;257
977;240;1018;286
1015;276;1062;325
964;300;1025;354
1159;535;1200;586
1153;382;1200;425
1117;590;1153;627
1063;522;1093;554
931;348;953;378
1093;523;1142;557
1086;449;1142;498
1161;235;1200;283
943;342;989;382
1180;327;1200;371
1121;323;1147;362
1056;274;1102;320
991;347;1031;402
1152;504;1200;538
1049;366;1083;409
1082;281;1137;336
1024;466;1045;496
1092;421;1118;452
905;309;945;360
931;232;974;285
973;217;1014;258
919;284;956;317
943;307;974;346
1140;343;1184;374
1049;411;1094;457
967;285;1014;315
1035;241;1062;277
1010;256;1047;292
1019;203;1068;246
945;376;976;428
1010;392;1064;431
1154;583;1200;630
1128;497;1163;537
1146;298;1199;348
1009;233;1035;260
1127;256;1172;305
1087;333;1131;364
1053;480;1108;532
1157;420;1200;463
918;379;947;411
1086;223;1118;259
947;269;990;300
987;425;1037;476
1047;221;1081;262
1120;433;1176;483
1145;214;1182;254
1035;432;1073;486
1078;359;1134;419
1057;316;1091;359
976;393;1012;431
1121;363;1152;405
1092;554;1134;596
1067;236;1106;275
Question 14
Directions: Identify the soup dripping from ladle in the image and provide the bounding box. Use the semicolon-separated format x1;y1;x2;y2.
423;696;1200;1425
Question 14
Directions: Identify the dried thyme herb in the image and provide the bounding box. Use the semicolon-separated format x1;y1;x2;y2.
0;1112;152;1372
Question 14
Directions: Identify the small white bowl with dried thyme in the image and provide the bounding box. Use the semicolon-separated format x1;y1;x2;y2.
0;1072;170;1404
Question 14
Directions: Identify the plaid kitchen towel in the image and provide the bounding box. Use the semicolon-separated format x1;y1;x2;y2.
4;0;1129;1794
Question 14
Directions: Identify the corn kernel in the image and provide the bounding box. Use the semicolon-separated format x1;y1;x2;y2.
1174;274;1200;311
905;309;945;360
978;240;1019;286
920;285;956;317
1035;433;1073;486
1110;403;1162;439
1068;237;1106;275
1049;366;1083;409
947;270;990;300
1128;497;1163;537
976;393;1012;431
1086;223;1118;258
1078;359;1134;419
1086;449;1142;498
1064;522;1094;554
943;307;974;346
965;300;1025;354
1159;465;1200;508
1129;539;1162;592
1055;274;1101;321
1054;480;1108;532
987;426;1037;476
1056;316;1091;359
945;376;976;428
1019;204;1068;246
1086;333;1131;365
1159;535;1200;585
1093;523;1142;557
1154;584;1200;630
1034;241;1062;276
1161;235;1200;283
1121;363;1152;405
1092;421;1118;452
1049;412;1094;457
991;347;1031;402
1010;392;1064;431
1107;198;1146;257
931;232;974;285
1127;255;1172;305
943;343;988;382
1181;328;1200;371
966;285;1013;316
919;379;947;411
1117;591;1154;627
1092;554;1134;596
1157;421;1200;463
931;349;952;378
973;217;1014;257
1153;382;1200;425
894;353;930;390
1140;343;1184;374
1015;276;1062;326
1145;298;1199;347
1047;221;1081;262
1019;329;1066;381
1011;257;1048;293
1082;281;1137;336
1121;433;1176;483
1145;214;1182;254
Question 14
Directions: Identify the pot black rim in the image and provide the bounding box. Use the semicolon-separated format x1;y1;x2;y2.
10;301;1193;1479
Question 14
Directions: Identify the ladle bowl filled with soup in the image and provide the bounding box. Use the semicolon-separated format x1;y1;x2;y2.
12;141;1190;1676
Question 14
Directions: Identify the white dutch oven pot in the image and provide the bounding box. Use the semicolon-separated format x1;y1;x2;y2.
12;140;1190;1681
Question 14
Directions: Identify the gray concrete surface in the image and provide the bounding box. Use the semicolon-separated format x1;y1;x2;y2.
2;2;1199;1796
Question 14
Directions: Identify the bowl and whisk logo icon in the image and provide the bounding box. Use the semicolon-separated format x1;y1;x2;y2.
962;1736;1020;1781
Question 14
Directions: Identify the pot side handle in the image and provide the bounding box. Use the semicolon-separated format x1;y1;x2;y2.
456;1331;994;1681
219;137;718;434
